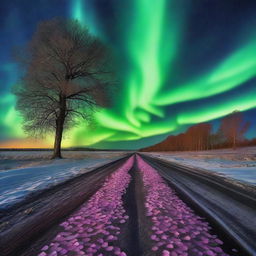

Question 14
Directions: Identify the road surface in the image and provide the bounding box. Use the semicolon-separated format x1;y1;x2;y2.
0;154;255;256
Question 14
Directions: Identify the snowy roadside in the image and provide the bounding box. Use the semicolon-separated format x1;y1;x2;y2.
0;151;127;171
0;152;127;209
144;147;256;185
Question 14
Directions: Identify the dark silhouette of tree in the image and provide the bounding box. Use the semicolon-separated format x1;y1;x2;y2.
209;129;225;149
219;111;250;149
13;18;114;158
141;112;253;152
185;123;212;151
142;123;212;152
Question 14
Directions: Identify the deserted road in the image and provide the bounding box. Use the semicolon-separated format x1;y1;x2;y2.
1;154;255;256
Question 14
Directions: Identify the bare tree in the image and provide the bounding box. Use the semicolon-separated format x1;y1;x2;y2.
141;112;252;152
13;18;114;158
219;111;250;149
141;123;212;152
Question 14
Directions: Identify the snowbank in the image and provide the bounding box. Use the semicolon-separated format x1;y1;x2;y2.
0;152;127;209
145;147;256;185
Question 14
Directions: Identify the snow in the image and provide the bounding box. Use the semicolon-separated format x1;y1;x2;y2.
0;151;127;209
144;147;256;185
37;156;134;256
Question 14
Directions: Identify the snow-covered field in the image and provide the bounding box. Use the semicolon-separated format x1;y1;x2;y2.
0;151;127;209
145;147;256;185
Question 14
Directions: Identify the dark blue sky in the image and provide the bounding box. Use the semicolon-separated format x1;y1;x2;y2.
1;0;256;149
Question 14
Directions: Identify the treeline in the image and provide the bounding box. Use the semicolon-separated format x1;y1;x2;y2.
142;111;254;152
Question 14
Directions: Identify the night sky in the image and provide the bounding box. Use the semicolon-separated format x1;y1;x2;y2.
1;0;256;149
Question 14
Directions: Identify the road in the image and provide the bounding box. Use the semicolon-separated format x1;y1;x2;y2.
141;154;256;256
0;154;255;256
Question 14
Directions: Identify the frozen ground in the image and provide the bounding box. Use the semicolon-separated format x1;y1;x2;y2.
0;151;127;209
145;147;256;185
0;151;127;170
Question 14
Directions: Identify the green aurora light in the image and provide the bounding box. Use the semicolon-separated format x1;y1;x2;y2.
65;0;256;147
1;0;256;148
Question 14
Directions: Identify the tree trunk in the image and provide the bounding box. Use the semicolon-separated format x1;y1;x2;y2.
52;96;66;159
233;134;237;150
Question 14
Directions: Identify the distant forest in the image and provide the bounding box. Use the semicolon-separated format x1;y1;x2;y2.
142;111;255;152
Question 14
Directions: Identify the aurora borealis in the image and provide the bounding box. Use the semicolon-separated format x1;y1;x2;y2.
1;0;256;149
